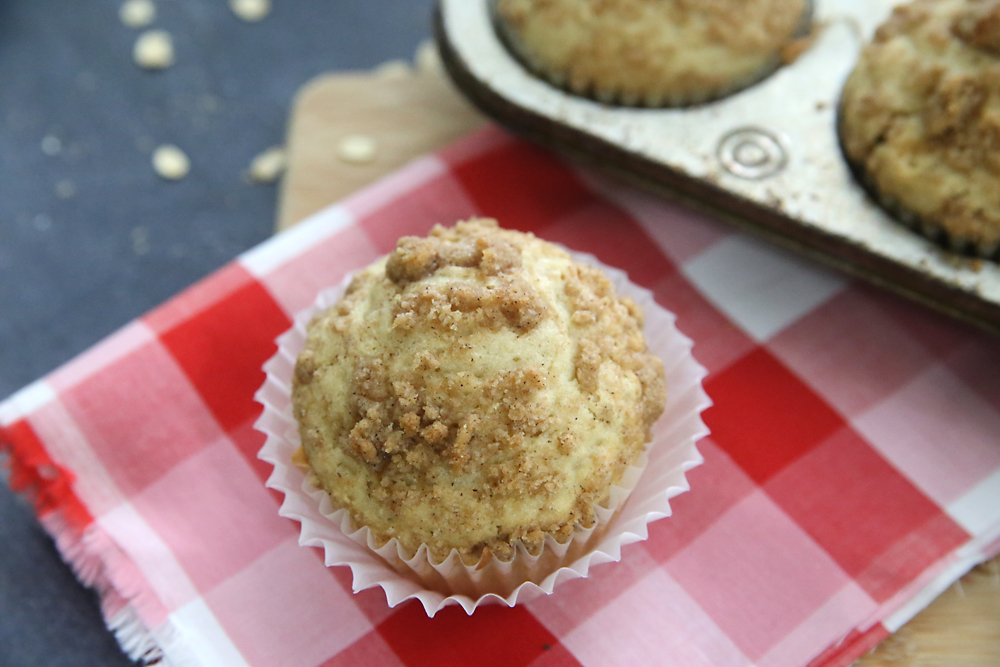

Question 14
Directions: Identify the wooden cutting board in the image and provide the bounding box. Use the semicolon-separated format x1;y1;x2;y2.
275;62;1000;666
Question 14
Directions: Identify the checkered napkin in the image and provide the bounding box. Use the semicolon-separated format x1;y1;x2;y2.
2;127;999;667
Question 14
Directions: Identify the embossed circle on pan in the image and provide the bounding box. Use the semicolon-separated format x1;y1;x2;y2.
718;127;788;180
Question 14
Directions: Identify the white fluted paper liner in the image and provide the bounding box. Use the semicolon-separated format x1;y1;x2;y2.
255;251;711;616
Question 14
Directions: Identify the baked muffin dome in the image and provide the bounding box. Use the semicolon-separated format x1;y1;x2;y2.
291;219;666;563
839;0;1000;257
494;0;811;106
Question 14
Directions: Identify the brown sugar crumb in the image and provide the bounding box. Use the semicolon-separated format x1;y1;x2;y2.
291;218;667;563
575;339;603;394
290;446;310;471
387;222;546;334
953;0;1000;54
385;219;523;286
496;0;809;106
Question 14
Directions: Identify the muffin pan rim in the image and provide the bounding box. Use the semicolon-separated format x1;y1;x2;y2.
435;0;1000;335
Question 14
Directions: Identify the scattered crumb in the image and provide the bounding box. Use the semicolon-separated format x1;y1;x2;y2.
152;144;190;180
337;134;378;164
230;0;271;22
131;226;151;255
414;39;442;74
374;59;412;80
133;30;174;70
290;446;310;472
247;146;286;184
41;135;62;156
119;0;156;29
55;180;76;200
33;214;52;232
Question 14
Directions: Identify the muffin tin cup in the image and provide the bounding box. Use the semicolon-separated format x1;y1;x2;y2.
436;0;1000;334
256;251;711;616
491;0;817;109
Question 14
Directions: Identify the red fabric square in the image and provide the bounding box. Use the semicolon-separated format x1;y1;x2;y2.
539;203;675;288
145;263;255;335
327;563;396;626
667;492;852;662
0;419;92;529
227;416;272;486
60;339;224;494
769;289;938;418
132;439;294;593
259;224;380;316
357;170;480;254
154;268;291;433
319;631;404;667
868;285;970;359
526;643;582;667
704;348;845;484
560;568;753;667
766;427;969;602
857;513;972;604
854;364;1000;506
642;438;756;562
526;540;659;637
378;603;569;667
228;417;292;520
623;190;732;266
652;273;756;377
437;126;517;167
205;538;371;667
452;141;594;235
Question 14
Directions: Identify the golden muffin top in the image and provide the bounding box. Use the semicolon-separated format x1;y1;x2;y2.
292;219;666;563
496;0;810;105
840;0;1000;254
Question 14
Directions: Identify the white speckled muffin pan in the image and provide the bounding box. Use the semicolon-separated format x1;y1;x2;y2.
435;0;1000;335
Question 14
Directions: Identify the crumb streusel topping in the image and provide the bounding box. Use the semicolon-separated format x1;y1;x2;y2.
495;0;809;106
292;219;666;563
840;0;1000;254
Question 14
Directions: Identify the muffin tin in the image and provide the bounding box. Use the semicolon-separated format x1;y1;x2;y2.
435;0;1000;335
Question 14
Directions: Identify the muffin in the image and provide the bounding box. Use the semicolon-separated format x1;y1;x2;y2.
839;0;1000;258
494;0;812;106
290;219;666;565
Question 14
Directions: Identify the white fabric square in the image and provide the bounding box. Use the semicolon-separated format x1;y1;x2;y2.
682;234;846;341
169;598;251;667
948;467;1000;537
562;568;751;667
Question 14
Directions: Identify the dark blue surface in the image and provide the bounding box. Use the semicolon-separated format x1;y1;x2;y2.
0;1;436;664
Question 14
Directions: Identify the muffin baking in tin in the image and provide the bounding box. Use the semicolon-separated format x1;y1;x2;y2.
839;0;1000;259
493;0;814;107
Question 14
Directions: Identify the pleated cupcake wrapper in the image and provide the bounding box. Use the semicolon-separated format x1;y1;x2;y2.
255;251;711;616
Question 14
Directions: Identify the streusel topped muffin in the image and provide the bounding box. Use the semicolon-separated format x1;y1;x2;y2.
840;0;1000;257
495;0;811;106
291;219;666;564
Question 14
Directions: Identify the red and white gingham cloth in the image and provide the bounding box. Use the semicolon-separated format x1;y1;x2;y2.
2;127;999;667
